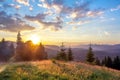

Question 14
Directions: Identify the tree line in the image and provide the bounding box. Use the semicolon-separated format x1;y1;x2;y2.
15;31;48;61
0;32;74;62
0;38;14;61
101;56;120;70
0;32;47;62
85;44;120;70
55;43;73;61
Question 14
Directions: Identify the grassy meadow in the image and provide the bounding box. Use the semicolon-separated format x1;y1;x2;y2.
0;60;120;80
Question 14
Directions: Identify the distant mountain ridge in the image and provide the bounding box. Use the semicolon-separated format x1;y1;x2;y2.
0;41;120;62
45;44;120;62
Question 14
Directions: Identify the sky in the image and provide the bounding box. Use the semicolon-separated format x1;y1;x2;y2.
0;0;120;45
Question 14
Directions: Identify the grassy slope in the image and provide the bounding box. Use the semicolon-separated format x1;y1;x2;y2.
0;60;120;80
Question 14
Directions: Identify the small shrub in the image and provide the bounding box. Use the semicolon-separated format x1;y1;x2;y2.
51;59;56;64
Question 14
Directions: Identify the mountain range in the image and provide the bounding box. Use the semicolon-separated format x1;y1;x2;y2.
0;41;120;62
45;44;120;62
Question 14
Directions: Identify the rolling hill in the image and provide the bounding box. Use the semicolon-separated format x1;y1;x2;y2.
0;60;120;80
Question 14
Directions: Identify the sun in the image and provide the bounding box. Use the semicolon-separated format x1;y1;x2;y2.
30;35;41;44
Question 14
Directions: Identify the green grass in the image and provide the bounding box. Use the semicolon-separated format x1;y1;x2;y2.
0;60;120;80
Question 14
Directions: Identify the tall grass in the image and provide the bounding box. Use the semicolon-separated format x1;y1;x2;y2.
0;60;120;80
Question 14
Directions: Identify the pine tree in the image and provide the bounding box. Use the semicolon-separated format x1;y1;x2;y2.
0;38;7;61
24;40;34;61
86;44;95;63
67;47;73;61
102;56;120;70
36;43;47;60
1;38;6;47
1;38;5;43
17;31;22;45
15;31;25;61
106;56;113;68
0;38;7;54
101;56;107;66
113;56;120;70
95;57;100;65
56;43;67;61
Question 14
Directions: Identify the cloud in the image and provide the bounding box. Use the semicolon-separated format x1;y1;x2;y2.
37;4;42;7
67;20;90;26
37;0;50;9
86;10;104;17
2;4;13;9
52;4;63;14
14;5;21;9
1;3;21;10
0;0;5;2
53;0;64;5
110;18;115;21
37;0;103;20
100;17;116;22
29;5;33;11
60;1;104;20
25;14;62;31
37;0;63;15
0;11;35;32
60;1;89;15
15;0;29;6
111;5;120;11
25;13;47;20
104;31;110;36
23;0;104;31
0;0;103;32
70;12;77;19
40;21;62;31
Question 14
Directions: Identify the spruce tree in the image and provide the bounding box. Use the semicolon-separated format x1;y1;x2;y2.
25;40;34;61
95;57;100;65
36;43;47;60
0;38;7;61
86;44;95;63
1;38;5;43
15;31;25;61
106;56;113;68
101;56;107;66
17;31;22;45
0;38;7;54
113;56;120;70
1;38;6;47
56;43;67;61
67;47;73;61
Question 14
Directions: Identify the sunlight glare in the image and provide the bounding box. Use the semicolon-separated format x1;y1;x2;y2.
30;34;41;44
